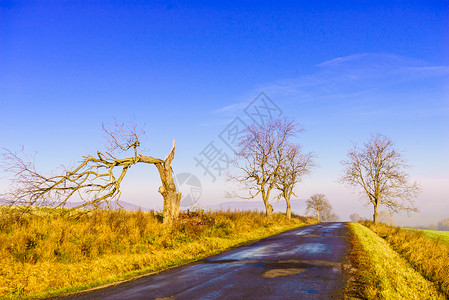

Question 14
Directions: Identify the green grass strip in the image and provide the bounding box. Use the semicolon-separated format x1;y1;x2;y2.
349;222;444;300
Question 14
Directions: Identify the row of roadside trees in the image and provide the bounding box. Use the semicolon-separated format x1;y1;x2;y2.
1;117;420;224
227;118;314;219
228;118;420;223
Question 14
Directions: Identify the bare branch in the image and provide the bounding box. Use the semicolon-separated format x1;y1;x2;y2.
102;117;145;156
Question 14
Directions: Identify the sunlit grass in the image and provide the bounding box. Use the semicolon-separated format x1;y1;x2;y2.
404;228;449;246
348;222;444;299
361;221;449;298
0;206;315;299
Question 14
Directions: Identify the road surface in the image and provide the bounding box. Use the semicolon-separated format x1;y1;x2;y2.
58;222;349;299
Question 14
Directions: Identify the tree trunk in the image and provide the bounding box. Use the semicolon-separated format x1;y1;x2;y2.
262;190;273;217
263;197;273;217
373;203;379;224
317;210;320;221
154;141;182;225
265;202;273;217
286;200;291;219
159;183;181;225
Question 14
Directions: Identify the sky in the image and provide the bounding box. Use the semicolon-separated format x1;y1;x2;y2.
1;0;448;226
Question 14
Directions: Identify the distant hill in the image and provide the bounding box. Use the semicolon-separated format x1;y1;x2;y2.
64;201;149;211
0;198;150;211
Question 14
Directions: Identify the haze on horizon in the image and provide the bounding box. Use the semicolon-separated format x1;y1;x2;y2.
1;1;448;227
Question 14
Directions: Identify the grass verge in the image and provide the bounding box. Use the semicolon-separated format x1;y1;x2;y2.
347;222;444;299
361;221;449;298
0;206;315;299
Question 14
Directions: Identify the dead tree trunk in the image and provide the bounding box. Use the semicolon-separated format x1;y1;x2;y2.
153;141;181;225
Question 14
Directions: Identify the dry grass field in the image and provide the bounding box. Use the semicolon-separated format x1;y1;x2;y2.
0;206;315;299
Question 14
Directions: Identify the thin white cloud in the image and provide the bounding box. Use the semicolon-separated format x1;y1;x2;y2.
212;53;449;121
212;101;248;114
316;53;417;68
253;53;449;100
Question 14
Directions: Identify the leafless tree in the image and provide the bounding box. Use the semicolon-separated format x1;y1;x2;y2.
228;118;299;217
321;208;339;222
379;210;394;225
1;120;181;224
275;144;314;218
339;133;420;224
305;193;334;221
438;218;449;231
349;213;361;222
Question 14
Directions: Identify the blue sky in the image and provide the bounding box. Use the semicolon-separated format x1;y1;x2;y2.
1;1;448;225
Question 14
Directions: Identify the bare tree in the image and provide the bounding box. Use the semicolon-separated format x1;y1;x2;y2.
305;193;332;221
379;210;394;225
321;208;339;222
275;144;314;218
1;120;181;224
228;118;299;217
438;218;449;231
349;213;361;222
339;133;420;224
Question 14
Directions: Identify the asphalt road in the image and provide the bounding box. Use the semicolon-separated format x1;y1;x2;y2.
59;222;349;300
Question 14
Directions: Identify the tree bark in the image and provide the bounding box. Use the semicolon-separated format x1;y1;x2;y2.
154;141;181;225
266;203;273;217
286;201;291;219
317;210;320;221
262;190;273;217
373;203;379;224
263;197;273;217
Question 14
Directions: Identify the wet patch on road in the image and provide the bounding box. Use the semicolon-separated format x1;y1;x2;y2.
276;259;341;269
213;243;280;260
295;242;329;255
300;234;323;237
204;258;341;269
203;259;258;264
302;260;341;268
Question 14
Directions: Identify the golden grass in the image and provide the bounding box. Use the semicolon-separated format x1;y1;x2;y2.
361;221;449;298
0;206;315;299
404;228;449;246
347;222;444;299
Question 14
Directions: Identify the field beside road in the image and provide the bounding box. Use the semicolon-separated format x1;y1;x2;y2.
349;221;448;299
0;206;315;299
404;228;449;246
